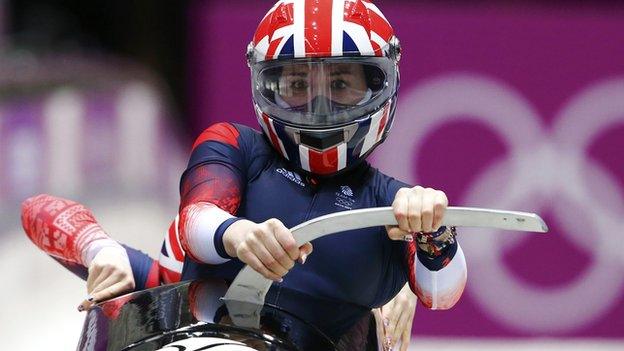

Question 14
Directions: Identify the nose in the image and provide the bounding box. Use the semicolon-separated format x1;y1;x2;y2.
309;95;333;115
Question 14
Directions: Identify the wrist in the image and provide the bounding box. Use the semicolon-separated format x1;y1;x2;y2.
223;219;257;258
416;226;457;257
83;239;125;266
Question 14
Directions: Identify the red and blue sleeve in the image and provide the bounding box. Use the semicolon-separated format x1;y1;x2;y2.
376;171;467;310
21;194;160;290
175;123;246;265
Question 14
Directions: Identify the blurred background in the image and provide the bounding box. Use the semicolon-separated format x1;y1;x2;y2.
1;0;623;349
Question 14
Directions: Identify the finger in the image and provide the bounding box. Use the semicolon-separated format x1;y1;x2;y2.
89;274;119;296
86;265;104;293
255;240;290;277
379;300;394;340
400;330;410;351
247;235;289;277
372;307;383;323
90;279;135;305
386;226;412;241
79;277;133;312
88;268;133;300
393;304;411;346
386;303;404;348
298;242;313;264
392;189;410;233
300;242;313;256
238;247;283;282
406;188;423;233
378;306;393;350
432;191;448;231
262;227;296;270
378;301;393;323
400;312;415;351
88;265;121;295
77;296;95;312
269;220;299;261
420;188;435;233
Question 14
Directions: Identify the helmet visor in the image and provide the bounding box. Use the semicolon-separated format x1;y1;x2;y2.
252;58;397;128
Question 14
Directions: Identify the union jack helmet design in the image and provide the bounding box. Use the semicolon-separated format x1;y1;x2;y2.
248;0;401;175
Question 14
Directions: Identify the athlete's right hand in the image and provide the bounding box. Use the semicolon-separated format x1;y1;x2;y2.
78;246;135;312
223;218;313;282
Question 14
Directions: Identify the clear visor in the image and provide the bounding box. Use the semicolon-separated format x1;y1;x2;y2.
252;58;396;128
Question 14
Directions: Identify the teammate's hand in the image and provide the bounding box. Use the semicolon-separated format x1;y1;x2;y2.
387;186;448;241
379;283;417;351
223;218;313;282
78;246;135;312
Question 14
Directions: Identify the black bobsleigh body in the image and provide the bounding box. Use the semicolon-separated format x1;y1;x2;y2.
77;278;382;350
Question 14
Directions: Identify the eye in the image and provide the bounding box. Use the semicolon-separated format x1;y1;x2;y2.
291;80;309;90
331;79;348;90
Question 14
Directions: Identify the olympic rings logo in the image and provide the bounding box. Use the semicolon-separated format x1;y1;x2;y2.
376;73;624;333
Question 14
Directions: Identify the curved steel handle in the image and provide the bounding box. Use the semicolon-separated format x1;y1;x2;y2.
223;206;547;306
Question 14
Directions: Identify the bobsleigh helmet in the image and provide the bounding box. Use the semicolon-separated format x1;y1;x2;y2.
248;0;401;176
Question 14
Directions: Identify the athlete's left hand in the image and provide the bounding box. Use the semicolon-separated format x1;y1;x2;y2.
387;186;448;240
77;246;135;312
378;283;417;351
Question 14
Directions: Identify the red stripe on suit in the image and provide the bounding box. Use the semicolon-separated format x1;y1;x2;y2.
168;219;185;261
192;123;240;152
159;265;182;284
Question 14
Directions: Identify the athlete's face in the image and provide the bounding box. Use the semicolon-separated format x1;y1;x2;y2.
277;63;368;107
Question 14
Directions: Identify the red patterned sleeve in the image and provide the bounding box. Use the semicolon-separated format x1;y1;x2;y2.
21;194;110;266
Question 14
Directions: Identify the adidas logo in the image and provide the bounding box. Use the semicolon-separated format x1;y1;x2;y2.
276;168;305;187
